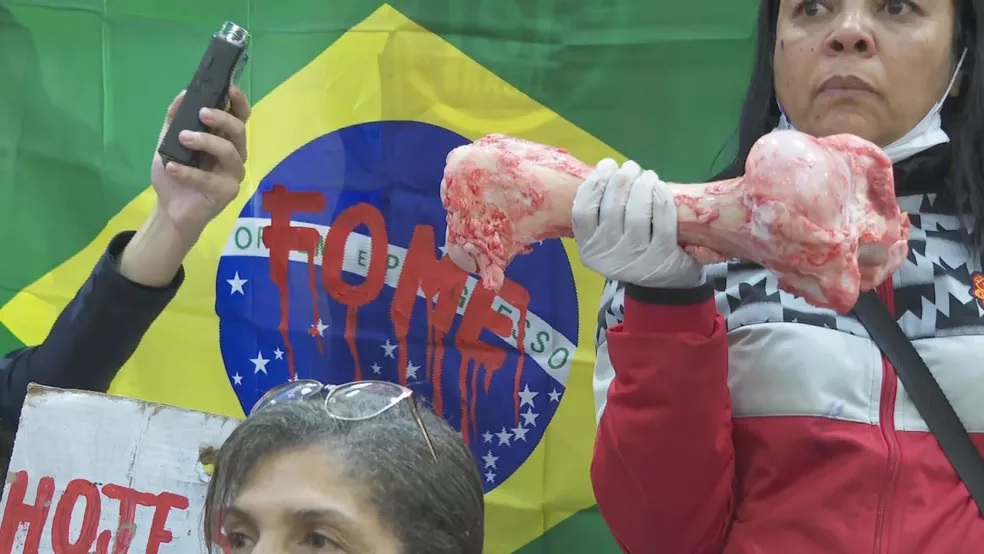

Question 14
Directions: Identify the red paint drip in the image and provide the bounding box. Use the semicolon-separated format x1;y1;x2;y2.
322;203;388;382
391;226;469;410
262;184;326;380
456;282;515;433
305;248;323;356
420;277;459;414
458;359;472;443
469;361;480;440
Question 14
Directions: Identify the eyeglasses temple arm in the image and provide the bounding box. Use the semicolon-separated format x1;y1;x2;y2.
409;398;438;461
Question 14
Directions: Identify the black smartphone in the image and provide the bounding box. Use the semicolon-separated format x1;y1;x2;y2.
158;21;250;168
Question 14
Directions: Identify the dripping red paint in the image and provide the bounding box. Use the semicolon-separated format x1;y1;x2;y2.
261;185;532;440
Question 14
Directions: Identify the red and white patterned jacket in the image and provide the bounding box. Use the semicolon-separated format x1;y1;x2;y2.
591;145;984;554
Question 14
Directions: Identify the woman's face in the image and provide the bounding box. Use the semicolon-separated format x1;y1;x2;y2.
221;446;401;554
774;0;959;146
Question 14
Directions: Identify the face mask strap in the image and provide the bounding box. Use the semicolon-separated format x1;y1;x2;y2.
776;100;793;131
940;48;968;106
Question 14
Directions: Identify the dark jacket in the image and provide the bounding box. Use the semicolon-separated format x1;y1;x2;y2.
0;231;182;443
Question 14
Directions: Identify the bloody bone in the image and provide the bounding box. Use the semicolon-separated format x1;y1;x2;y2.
440;130;910;314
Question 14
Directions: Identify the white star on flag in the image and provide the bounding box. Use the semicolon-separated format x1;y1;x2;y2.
406;360;420;379
273;347;284;360
482;431;494;443
521;408;539;427
380;339;397;358
518;384;538;407
481;451;498;469
371;362;382;375
311;319;329;336
484;471;496;483
496;427;512;446
226;272;248;295
511;425;529;441
250;351;270;374
232;372;243;386
548;389;562;402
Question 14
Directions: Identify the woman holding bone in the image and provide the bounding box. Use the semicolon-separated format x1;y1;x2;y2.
586;0;984;552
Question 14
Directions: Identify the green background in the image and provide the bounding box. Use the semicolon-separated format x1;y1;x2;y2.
0;0;757;550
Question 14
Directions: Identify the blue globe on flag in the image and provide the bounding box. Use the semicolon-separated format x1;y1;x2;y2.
215;121;579;492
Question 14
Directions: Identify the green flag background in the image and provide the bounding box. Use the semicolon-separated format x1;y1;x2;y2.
0;1;757;551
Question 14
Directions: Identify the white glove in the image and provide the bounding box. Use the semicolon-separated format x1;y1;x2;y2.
572;159;704;288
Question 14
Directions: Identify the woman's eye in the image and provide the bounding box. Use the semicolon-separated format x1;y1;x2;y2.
801;0;827;16
884;0;913;15
303;532;341;550
225;531;255;549
800;0;821;15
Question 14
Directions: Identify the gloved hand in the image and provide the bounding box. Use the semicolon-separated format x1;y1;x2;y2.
572;159;704;288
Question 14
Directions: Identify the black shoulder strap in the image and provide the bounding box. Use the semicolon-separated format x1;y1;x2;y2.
853;290;984;516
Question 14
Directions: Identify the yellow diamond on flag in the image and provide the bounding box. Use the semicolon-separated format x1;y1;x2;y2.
0;4;624;551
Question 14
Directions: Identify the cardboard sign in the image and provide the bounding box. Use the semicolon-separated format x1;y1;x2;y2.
0;384;240;553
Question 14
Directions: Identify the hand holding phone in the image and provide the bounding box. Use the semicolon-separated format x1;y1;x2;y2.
158;21;250;169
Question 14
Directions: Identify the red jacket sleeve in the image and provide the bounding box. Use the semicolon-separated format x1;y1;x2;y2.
591;283;734;553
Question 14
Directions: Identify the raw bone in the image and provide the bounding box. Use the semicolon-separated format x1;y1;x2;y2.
439;131;910;314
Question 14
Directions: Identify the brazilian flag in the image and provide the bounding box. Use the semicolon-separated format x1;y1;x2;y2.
0;1;755;551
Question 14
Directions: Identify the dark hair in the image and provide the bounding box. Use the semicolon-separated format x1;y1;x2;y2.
203;401;485;554
715;0;984;253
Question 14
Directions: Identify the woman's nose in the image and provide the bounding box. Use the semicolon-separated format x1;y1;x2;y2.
824;15;877;57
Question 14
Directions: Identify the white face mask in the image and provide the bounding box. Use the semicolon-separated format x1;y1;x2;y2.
774;49;967;163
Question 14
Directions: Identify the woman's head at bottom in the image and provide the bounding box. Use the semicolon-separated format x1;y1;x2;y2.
203;400;484;554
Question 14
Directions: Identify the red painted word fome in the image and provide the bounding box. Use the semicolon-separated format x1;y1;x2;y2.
261;185;534;440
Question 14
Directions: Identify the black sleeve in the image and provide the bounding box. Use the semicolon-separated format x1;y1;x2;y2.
624;282;714;305
0;231;183;429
